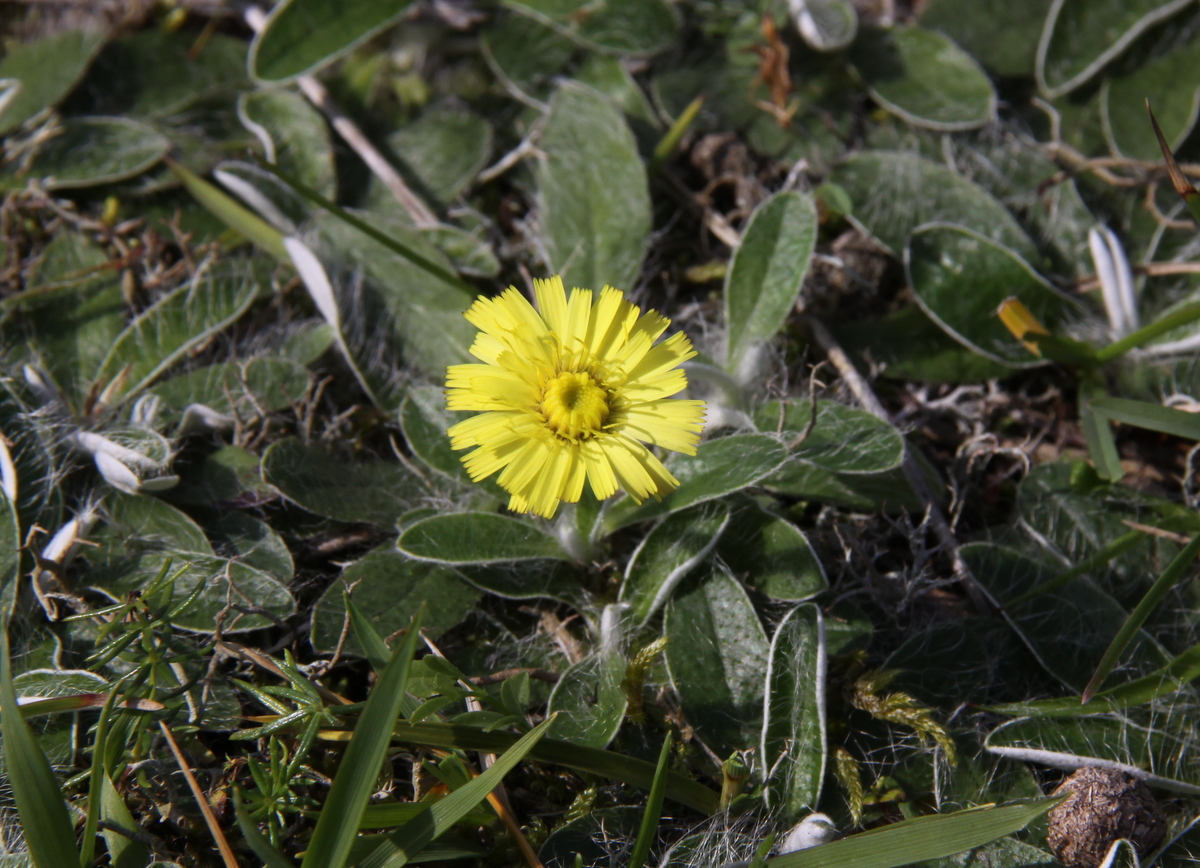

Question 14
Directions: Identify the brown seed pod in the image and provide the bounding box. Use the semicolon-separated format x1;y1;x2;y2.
1047;767;1167;868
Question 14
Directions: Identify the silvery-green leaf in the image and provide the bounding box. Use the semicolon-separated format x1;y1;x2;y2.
239;88;335;196
850;26;996;131
166;445;276;509
0;29;106;134
666;563;769;755
216;161;310;234
250;0;416;82
1101;35;1200;162
0;380;60;536
906;223;1071;366
398;513;570;563
454;560;588;606
724;191;817;380
535;80;651;295
603;434;788;531
620;500;731;627
261;438;423;527
481;12;576;95
834;151;1035;258
310;547;479;655
10;117;169;191
575;54;661;130
917;0;1050;77
504;0;679;56
985;714;1200;794
754;399;905;474
717;501;827;601
384;103;493;208
201;511;294;582
792;0;858;52
547;606;627;747
94;263;263;405
762;604;826;824
1037;0;1195;98
965;543;1169;691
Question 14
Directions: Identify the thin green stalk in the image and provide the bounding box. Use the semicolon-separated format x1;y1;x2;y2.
629;731;673;868
1006;530;1144;606
80;681;127;867
256;161;474;294
1094;303;1200;363
651;95;704;172
1083;534;1200;702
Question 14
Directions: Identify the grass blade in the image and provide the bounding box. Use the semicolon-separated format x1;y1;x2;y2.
986;636;1200;717
1083;534;1200;702
168;158;288;261
629;731;673;868
1094;303;1200;363
301;607;424;868
1;631;81;868
256;161;473;292
346;592;391;675
1089;397;1200;441
1081;399;1124;481
358;715;556;868
320;720;720;814
760;798;1062;868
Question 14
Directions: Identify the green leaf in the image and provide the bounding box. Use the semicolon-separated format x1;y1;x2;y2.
101;773;151;868
454;560;588;606
399;385;474;484
234;788;295;868
834;151;1035;258
170;160;288;260
985;715;1200;794
715;501;828;601
482;12;576;94
1089;397;1200;442
754;399;905;474
794;0;859;52
724;191;818;379
166;445;277;509
261;437;423;527
762;605;827;825
94;262;262;403
0;29;106;134
503;0;679;56
1037;0;1196;98
250;0;417;82
0;489;78;866
965;543;1167;692
383;103;493;208
1101;36;1200;162
239;87;336;196
385;720;719;813
149;357;311;427
906;223;1070;366
301;608;423;868
620;500;732;626
201;510;294;581
1084;534;1200;701
765;799;1062;867
397;513;570;564
546;632;627;747
917;0;1050;77
310;548;480;656
535;80;651;294
850;26;996;131
358;716;556;868
9;117;168;191
666;563;769;755
603;434;787;531
0;379;61;536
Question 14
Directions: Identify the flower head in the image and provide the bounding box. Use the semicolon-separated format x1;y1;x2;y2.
446;276;706;518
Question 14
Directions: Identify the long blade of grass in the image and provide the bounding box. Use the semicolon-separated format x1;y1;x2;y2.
1148;100;1200;224
629;731;673;868
233;787;296;868
301;606;424;868
358;716;556;868
81;682;127;867
753;798;1062;868
318;720;720;814
1083;534;1200;702
1094;303;1200;363
256;161;473;292
1;631;81;868
1089;397;1200;441
346;592;392;674
168;159;288;261
986;636;1200;717
1081;399;1124;481
1005;530;1145;606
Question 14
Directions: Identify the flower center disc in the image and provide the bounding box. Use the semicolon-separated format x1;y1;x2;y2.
541;371;609;439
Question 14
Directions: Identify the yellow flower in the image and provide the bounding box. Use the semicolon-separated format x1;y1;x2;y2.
446;276;706;519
